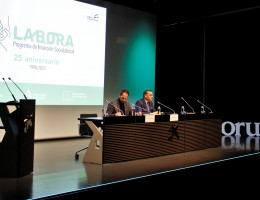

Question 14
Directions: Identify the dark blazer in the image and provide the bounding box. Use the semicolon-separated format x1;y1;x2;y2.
135;98;156;114
106;98;132;116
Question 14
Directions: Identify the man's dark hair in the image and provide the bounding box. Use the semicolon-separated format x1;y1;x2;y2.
143;90;152;97
120;89;129;96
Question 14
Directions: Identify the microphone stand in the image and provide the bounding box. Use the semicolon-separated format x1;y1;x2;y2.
2;78;18;103
181;97;196;114
8;77;27;99
131;103;151;114
157;101;176;114
197;100;213;113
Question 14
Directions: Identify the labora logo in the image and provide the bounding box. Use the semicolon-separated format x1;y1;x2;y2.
14;26;73;47
222;121;260;137
1;16;74;51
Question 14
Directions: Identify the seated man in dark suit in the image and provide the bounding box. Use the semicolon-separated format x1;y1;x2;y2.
135;90;157;116
106;89;132;116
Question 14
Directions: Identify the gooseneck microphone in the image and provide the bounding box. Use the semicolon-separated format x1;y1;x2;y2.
8;77;27;99
157;101;176;114
132;103;151;113
181;97;196;114
2;78;17;102
197;100;213;113
105;99;124;115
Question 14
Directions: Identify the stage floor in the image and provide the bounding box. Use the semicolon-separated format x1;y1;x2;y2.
0;136;260;199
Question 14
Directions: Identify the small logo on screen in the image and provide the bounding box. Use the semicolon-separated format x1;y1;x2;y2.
87;14;99;22
63;91;73;102
0;16;11;52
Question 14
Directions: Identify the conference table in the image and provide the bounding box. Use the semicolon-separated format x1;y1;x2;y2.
79;113;222;164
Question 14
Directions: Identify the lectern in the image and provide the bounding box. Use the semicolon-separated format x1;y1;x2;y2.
0;100;35;178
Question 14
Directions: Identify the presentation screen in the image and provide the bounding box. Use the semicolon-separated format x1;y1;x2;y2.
0;0;107;105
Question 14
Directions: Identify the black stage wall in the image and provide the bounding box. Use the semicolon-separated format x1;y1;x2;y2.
156;21;204;114
155;6;260;125
205;8;260;122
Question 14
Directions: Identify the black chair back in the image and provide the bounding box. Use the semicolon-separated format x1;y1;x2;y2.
79;113;98;136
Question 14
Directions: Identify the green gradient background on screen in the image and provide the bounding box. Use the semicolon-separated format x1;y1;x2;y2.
104;9;156;106
123;22;156;104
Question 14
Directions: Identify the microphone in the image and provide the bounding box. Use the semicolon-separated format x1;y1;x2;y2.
105;99;124;115
8;77;27;99
157;101;176;114
2;78;18;102
131;103;151;114
197;100;213;113
181;97;196;114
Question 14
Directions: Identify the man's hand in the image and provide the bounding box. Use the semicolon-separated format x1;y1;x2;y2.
115;112;122;116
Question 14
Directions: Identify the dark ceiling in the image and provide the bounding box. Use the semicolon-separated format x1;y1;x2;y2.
103;0;260;25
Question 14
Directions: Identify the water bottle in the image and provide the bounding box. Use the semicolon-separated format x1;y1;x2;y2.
181;106;185;115
132;106;136;116
157;106;161;115
201;105;205;114
102;106;105;116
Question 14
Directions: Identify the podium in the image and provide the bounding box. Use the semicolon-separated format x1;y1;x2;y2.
0;100;35;178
